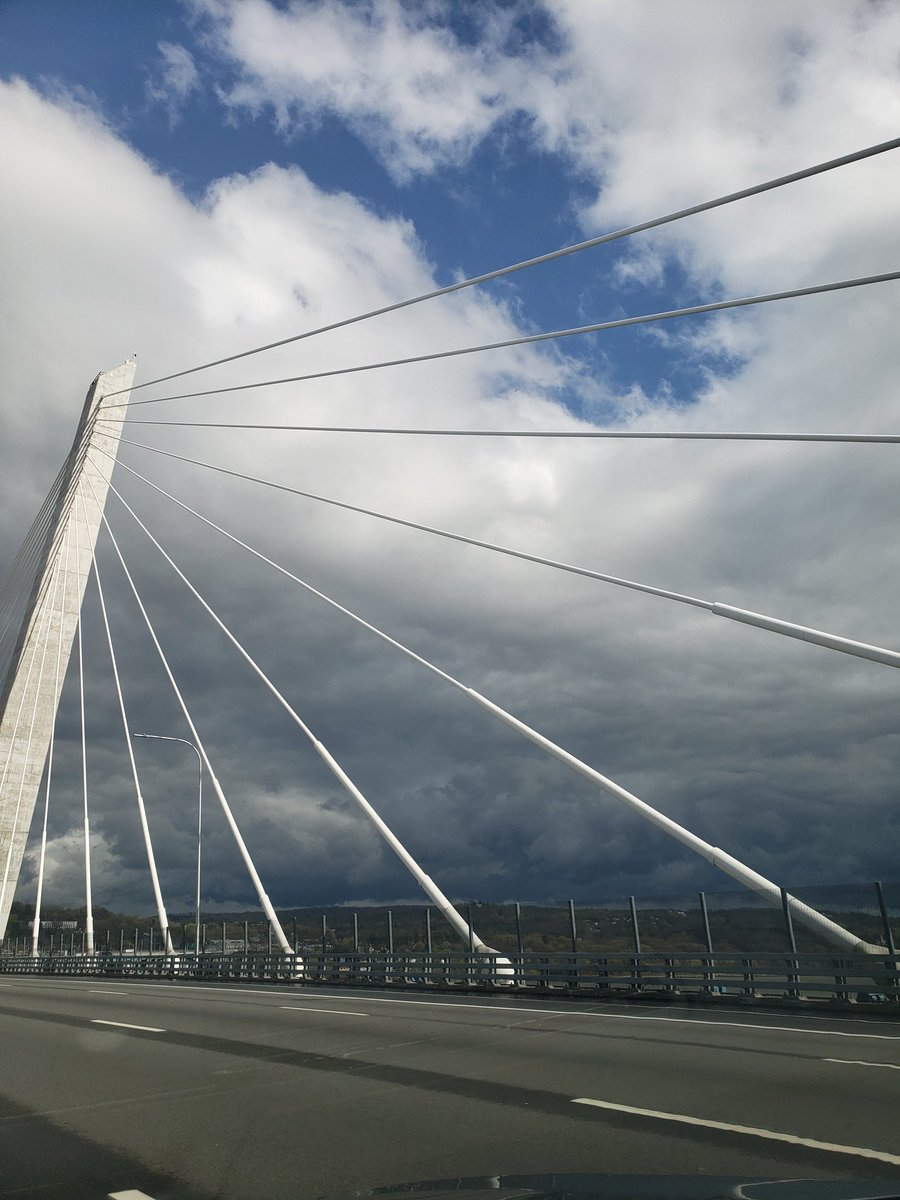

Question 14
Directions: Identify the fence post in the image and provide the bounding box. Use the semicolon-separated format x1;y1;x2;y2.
780;888;800;997
628;897;642;990
119;928;124;955
875;881;896;954
321;914;328;955
353;911;359;953
244;920;249;954
293;916;298;954
629;897;641;954
832;958;849;1002
742;956;756;996
699;891;716;991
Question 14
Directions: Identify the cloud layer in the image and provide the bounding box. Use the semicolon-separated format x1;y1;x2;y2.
2;2;899;925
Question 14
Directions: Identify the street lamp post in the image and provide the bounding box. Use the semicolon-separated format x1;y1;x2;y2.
133;733;203;955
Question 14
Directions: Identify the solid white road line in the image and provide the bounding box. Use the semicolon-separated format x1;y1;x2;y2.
280;1005;368;1017
108;1191;158;1199
571;1097;900;1165
90;1020;164;1033
89;989;130;995
824;1057;900;1071
272;995;900;1041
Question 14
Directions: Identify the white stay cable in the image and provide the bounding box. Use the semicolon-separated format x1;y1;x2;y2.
74;489;95;955
100;134;900;398
87;514;173;954
109;441;900;672
94;419;900;444
0;538;65;921
87;452;879;955
91;469;496;956
80;470;294;956
109;270;900;408
32;520;73;955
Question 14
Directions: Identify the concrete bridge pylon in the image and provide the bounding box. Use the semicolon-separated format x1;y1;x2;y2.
0;361;134;940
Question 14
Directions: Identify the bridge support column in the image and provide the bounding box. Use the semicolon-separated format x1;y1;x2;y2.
0;362;135;940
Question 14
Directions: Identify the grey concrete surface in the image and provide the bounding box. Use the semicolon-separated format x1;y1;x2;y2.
1;977;898;1199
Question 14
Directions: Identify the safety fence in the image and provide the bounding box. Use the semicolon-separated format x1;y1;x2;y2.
2;948;898;1006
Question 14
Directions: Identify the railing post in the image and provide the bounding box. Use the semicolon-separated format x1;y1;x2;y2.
875;881;896;954
629;896;642;990
353;911;359;953
832;957;849;1002
699;890;716;991
742;956;756;996
466;903;475;987
387;910;394;983
664;956;677;992
780;887;800;998
629;896;641;954
425;907;432;953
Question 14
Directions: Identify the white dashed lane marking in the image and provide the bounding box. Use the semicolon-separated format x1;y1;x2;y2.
90;1020;164;1033
280;1005;368;1017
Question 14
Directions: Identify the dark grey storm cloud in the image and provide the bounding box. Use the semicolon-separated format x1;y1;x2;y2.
1;5;899;925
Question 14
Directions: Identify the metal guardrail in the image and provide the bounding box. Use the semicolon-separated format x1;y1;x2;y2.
1;949;898;1005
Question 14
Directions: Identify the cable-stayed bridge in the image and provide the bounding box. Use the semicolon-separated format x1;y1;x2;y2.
2;136;899;979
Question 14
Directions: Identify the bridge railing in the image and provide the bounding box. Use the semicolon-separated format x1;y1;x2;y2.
1;948;898;1004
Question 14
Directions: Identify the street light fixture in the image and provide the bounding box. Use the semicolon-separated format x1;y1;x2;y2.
133;733;203;955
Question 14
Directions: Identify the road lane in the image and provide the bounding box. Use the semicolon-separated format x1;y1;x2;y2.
1;976;898;1198
5;978;900;1138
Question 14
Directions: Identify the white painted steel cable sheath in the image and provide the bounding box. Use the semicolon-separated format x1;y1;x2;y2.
112;270;900;408
103;135;900;397
114;440;900;671
82;475;173;954
88;449;881;956
84;473;294;957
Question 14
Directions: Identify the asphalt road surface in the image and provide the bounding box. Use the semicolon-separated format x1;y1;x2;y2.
1;976;899;1199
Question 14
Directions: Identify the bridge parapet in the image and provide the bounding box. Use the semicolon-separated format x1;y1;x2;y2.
2;948;898;1009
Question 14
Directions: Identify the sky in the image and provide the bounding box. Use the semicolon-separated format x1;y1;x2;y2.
1;0;898;923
